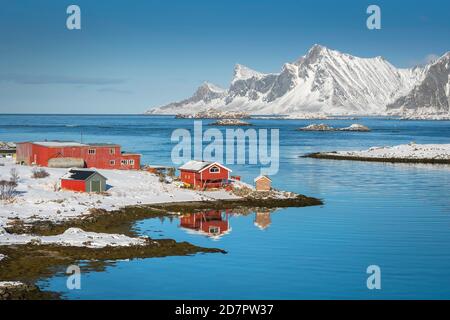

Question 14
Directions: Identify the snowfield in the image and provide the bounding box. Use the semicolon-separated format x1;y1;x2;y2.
0;158;239;230
324;143;450;160
0;227;148;248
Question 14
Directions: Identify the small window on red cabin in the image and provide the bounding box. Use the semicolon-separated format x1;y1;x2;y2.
129;159;135;165
110;160;115;165
88;149;96;155
121;160;128;165
109;148;115;155
209;166;220;173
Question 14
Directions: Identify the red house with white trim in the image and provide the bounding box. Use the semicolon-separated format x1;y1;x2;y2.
16;141;140;170
178;160;231;189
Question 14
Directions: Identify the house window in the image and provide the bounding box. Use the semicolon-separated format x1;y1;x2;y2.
109;148;115;155
110;160;115;166
121;160;128;165
88;149;96;155
209;166;220;173
129;159;135;165
209;226;220;234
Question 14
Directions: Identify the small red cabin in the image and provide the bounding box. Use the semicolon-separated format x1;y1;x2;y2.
60;169;108;193
16;141;140;170
178;160;231;189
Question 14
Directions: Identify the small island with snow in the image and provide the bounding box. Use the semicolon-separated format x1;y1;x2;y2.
175;108;251;120
298;123;371;132
305;143;450;164
209;119;252;126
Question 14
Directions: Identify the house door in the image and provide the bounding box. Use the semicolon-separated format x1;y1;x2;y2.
91;180;101;193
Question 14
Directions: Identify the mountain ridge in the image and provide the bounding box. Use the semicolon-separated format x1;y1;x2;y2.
146;45;448;117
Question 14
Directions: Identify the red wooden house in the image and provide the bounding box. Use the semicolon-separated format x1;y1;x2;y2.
178;160;231;189
179;210;230;237
16;141;140;170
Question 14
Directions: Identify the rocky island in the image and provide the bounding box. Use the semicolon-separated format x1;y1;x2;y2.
209;119;252;126
298;123;371;132
305;143;450;164
175;108;251;120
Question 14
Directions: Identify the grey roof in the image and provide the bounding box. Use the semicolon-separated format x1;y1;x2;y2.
179;160;232;173
179;160;213;171
88;143;119;147
34;141;87;147
62;169;107;181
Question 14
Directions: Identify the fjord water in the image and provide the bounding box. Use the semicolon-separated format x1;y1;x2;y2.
1;115;450;299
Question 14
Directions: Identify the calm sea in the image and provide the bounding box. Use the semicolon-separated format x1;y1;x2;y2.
1;114;450;299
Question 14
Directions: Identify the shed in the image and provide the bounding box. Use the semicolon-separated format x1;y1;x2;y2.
254;175;272;191
60;169;107;193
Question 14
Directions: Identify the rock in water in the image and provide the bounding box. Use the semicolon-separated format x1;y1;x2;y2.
339;124;371;132
298;123;335;131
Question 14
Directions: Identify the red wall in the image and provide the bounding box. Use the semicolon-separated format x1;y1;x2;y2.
16;143;140;170
61;179;86;192
180;164;230;188
200;164;229;181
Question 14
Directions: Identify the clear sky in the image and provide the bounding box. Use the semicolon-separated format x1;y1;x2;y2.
0;0;449;114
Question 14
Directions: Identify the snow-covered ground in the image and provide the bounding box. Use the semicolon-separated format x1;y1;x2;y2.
324;143;450;160
0;281;23;288
0;254;5;262
0;158;239;230
0;227;147;248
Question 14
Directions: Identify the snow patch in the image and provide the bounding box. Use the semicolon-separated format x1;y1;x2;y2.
326;143;450;160
0;227;148;248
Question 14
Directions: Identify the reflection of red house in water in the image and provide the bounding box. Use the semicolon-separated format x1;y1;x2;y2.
178;160;231;189
180;210;230;237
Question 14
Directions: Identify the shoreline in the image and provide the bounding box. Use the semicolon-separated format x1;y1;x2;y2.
1;194;322;300
304;152;450;165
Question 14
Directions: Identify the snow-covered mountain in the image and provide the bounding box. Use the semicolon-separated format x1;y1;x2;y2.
387;52;450;117
145;45;448;116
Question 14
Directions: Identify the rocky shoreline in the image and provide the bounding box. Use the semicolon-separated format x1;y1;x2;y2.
303;143;450;165
1;192;322;300
304;153;450;164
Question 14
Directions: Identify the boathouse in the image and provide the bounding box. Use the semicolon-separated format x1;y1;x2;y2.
60;169;107;193
178;160;231;189
254;175;272;191
16;141;140;170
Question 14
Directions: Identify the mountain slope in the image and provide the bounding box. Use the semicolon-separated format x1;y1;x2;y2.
146;45;431;116
387;52;450;116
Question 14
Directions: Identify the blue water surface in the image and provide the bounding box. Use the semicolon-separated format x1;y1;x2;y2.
1;114;450;299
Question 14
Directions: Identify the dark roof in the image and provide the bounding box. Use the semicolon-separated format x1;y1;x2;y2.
62;169;106;181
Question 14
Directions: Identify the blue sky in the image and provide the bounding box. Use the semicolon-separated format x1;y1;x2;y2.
0;0;449;114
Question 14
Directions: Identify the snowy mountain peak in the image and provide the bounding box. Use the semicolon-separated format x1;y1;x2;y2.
232;64;266;82
388;51;450;116
199;81;225;93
